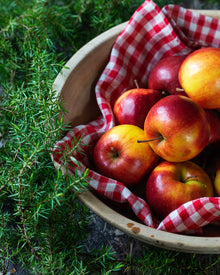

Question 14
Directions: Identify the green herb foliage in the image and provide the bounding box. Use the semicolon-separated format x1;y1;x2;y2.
0;0;220;274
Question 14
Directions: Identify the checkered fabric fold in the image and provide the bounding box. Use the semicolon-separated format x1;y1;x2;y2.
53;0;220;234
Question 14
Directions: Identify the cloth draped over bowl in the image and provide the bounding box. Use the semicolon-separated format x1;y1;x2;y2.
53;0;220;235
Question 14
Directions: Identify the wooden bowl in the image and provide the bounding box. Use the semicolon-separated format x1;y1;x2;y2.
53;10;220;254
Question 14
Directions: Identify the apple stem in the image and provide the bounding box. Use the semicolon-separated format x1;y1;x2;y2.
183;175;198;183
134;79;139;89
137;136;163;143
176;87;185;92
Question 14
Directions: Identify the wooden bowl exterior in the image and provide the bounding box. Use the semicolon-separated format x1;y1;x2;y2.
53;10;220;254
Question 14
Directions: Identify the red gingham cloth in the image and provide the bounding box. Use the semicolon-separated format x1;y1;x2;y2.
53;0;220;234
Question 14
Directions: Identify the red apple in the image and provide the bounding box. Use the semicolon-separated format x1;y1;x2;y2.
148;55;187;95
192;141;220;181
214;159;220;197
93;124;158;186
113;88;164;129
146;160;214;219
143;95;210;162
205;109;220;145
179;47;220;109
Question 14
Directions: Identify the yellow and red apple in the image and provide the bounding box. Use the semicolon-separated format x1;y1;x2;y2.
143;95;210;162
145;161;214;219
93;124;158;186
179;47;220;109
214;160;220;196
113;88;164;129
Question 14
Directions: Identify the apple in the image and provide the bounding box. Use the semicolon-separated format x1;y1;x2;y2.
93;124;158;186
179;47;220;109
145;160;214;219
142;95;210;162
205;109;220;145
214;160;220;197
148;55;187;95
192;141;220;181
113;88;164;129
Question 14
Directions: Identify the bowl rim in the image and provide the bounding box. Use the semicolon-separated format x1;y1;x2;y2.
52;9;220;254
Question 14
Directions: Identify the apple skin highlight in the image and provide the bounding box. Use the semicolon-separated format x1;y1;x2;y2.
144;95;210;162
113;88;164;129
93;124;158;186
146;161;214;220
179;47;220;109
148;55;187;96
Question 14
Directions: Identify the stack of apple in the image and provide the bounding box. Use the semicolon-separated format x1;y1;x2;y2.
93;47;220;220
